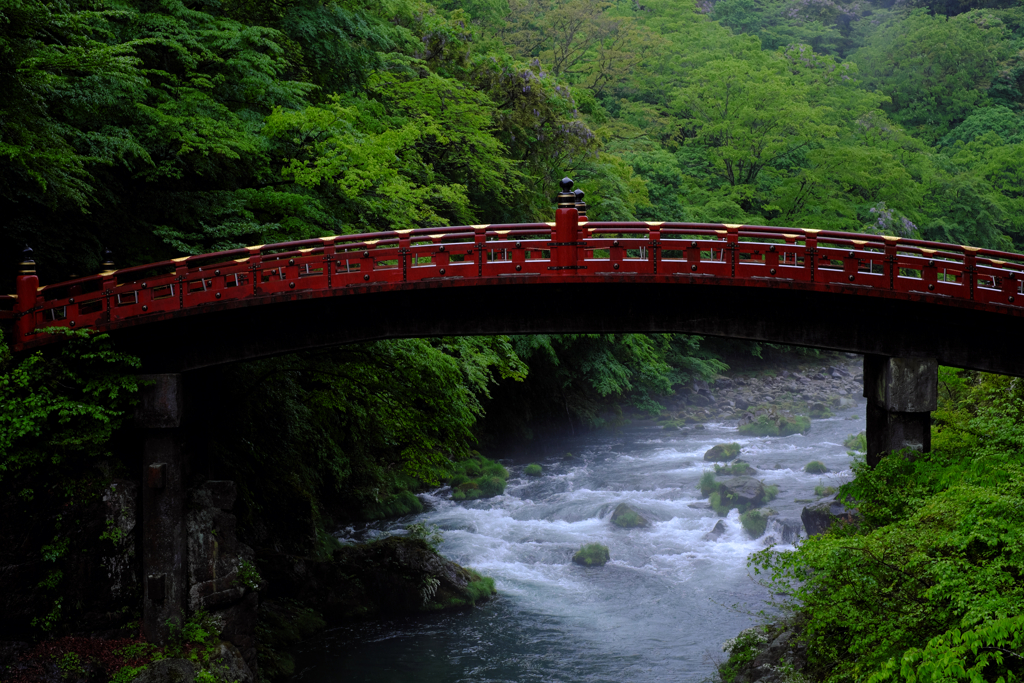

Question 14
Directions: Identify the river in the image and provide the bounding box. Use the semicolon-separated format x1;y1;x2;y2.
297;399;865;682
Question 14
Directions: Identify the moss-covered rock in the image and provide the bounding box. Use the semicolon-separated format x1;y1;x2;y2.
447;455;509;500
610;503;650;528
804;460;829;474
739;508;775;538
714;461;756;476
711;478;779;515
737;407;811;437
808;402;833;419
572;543;610;567
524;463;542;476
704;442;742;461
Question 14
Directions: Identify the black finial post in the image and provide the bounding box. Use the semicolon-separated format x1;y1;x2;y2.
556;177;576;208
101;248;115;271
574;188;587;214
19;245;35;275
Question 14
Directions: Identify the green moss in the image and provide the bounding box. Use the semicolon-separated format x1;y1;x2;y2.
448;456;509;500
714;461;755;476
815;485;837;497
740;509;774;538
572;543;610;567
804;460;829;474
464;571;497;603
738;411;811;437
844;431;867;452
610;503;648;528
524;463;542;476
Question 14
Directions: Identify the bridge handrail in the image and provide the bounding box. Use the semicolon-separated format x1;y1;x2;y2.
10;212;1024;350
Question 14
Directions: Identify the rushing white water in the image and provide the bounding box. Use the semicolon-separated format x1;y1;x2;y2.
297;401;864;682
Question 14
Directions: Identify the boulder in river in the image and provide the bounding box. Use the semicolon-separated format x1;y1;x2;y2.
807;402;832;419
703;442;741;461
703;519;728;541
572;543;610;567
610;503;650;528
764;516;803;544
801;494;859;536
710;477;777;514
737;406;811;437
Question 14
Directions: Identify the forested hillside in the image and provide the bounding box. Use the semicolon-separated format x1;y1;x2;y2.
3;0;1024;662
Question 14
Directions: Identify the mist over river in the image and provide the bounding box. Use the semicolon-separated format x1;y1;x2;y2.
297;400;865;683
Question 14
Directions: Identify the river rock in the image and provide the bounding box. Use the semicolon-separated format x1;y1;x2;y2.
130;659;199;683
765;516;803;544
610;503;650;528
703;520;728;541
703;442;741;461
801;494;859;536
717;478;770;509
257;535;495;621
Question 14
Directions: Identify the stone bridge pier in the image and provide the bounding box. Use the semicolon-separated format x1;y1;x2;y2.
863;355;938;467
135;374;257;675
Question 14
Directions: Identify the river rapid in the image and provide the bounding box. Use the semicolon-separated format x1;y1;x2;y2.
298;399;865;683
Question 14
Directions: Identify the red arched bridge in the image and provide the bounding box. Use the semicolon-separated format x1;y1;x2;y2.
5;181;1024;376
6;179;1023;648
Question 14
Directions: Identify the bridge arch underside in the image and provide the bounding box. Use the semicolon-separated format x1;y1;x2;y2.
106;277;1024;376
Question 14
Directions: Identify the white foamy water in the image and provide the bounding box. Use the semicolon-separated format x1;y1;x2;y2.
297;403;864;683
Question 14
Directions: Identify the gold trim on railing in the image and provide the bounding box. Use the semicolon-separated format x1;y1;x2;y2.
647;221;665;227
248;245;265;251
962;246;980;253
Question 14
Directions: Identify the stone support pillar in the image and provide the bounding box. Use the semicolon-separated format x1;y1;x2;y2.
863;355;937;467
137;374;187;644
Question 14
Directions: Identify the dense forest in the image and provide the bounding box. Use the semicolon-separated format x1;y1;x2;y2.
3;0;1024;679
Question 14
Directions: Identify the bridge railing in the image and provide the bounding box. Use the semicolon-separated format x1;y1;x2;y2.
9;186;1024;350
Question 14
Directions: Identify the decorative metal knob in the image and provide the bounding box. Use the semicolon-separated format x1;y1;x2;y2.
19;245;35;275
556;177;576;208
101;248;115;270
574;188;587;214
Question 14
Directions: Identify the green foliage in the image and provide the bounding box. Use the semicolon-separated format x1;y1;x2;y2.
843;432;867;452
749;370;1024;683
572;543;610;567
405;523;444;552
524;463;543;476
699;470;718;497
719;626;773;683
236;560;262;591
714;461;755;476
814;484;836;497
804;461;829;474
